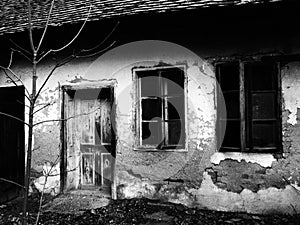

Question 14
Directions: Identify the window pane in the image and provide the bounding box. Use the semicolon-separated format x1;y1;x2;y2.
139;71;160;97
224;92;240;119
218;63;239;91
142;121;162;146
252;93;275;119
221;120;241;148
166;96;184;120
142;98;162;120
161;68;184;95
252;122;277;147
245;63;276;90
165;120;184;146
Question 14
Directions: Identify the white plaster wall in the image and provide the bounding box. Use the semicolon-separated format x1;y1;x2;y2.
281;62;300;125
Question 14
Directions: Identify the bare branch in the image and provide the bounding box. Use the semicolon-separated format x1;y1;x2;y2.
8;51;14;68
33;101;55;115
0;112;30;126
36;0;55;52
37;4;92;63
1;68;19;87
9;39;32;57
0;67;32;102
0;178;25;189
28;0;36;52
81;21;119;53
33;105;102;127
77;41;116;58
34;102;53;107
16;100;31;109
35;57;72;102
47;167;76;177
32;146;41;152
11;48;33;63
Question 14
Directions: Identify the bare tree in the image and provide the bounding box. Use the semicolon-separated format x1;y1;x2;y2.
0;0;118;224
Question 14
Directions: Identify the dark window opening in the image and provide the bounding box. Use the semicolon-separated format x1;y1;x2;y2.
136;67;185;150
217;61;281;153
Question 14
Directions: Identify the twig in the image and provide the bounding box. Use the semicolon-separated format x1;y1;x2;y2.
76;41;116;58
34;102;54;107
11;48;32;63
36;0;55;52
9;39;32;57
0;178;25;189
0;67;31;102
37;4;92;63
0;112;30;126
32;146;41;152
33;105;102;127
8;51;14;68
16;100;31;109
33;102;55;115
81;21;119;53
35;58;72;102
28;0;35;52
2;68;21;87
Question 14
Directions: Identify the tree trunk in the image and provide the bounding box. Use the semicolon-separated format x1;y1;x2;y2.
22;60;37;225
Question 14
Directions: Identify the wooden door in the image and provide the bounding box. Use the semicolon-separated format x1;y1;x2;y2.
71;88;114;188
0;86;24;202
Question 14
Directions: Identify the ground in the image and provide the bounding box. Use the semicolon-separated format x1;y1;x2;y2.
0;193;299;225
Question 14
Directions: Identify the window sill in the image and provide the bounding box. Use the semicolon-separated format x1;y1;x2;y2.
133;147;188;152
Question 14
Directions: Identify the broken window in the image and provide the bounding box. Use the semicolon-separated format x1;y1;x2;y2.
216;61;281;153
135;66;186;150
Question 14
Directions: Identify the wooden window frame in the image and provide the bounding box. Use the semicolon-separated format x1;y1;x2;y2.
216;60;282;153
133;65;188;152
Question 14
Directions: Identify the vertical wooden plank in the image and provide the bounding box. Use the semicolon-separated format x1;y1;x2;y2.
138;76;142;146
160;72;166;146
92;153;95;185
75;98;82;187
95;151;101;185
240;61;246;151
216;64;222;149
94;99;101;145
60;87;66;192
276;62;282;152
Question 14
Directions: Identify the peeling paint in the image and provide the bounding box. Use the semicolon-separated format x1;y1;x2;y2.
210;152;276;168
191;172;300;214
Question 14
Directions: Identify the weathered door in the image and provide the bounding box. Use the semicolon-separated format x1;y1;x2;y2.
69;88;115;188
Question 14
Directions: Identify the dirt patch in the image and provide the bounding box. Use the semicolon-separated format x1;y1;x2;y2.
0;194;299;224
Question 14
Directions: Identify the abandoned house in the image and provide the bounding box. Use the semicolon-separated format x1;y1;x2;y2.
1;0;300;214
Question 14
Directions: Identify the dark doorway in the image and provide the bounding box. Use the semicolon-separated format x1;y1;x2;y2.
0;86;25;203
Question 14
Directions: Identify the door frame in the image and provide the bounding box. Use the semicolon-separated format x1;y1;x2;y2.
60;80;117;198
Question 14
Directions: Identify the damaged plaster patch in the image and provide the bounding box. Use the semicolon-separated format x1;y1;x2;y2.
33;162;60;195
210;152;275;167
192;172;300;214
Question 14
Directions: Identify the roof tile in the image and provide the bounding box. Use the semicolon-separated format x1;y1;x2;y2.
0;0;283;35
